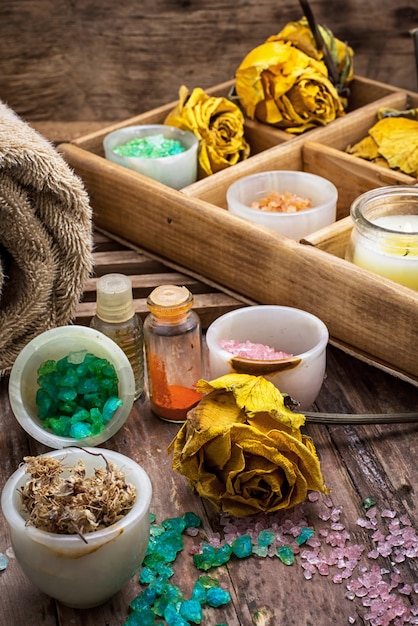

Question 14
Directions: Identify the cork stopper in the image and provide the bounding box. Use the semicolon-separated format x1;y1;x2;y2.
147;285;193;317
95;274;135;323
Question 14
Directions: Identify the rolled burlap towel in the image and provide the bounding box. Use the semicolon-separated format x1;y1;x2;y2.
0;101;93;374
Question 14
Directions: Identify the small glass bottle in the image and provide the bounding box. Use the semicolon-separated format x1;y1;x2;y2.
90;273;144;400
143;285;203;422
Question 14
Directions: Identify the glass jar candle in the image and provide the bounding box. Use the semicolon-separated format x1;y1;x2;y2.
143;285;203;422
345;186;418;291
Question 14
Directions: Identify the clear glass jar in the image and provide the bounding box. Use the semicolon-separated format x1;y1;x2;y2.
345;186;418;291
90;274;144;400
143;285;203;422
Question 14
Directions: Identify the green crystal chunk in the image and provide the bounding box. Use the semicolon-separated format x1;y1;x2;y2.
276;545;295;565
252;544;268;557
162;517;187;533
231;534;253;558
35;351;122;438
139;566;157;584
257;529;276;547
183;511;201;528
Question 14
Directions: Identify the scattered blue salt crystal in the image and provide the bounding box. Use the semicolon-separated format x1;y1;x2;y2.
0;553;9;571
179;599;202;623
183;511;201;528
231;534;252;558
257;529;276;546
252;544;268;557
295;527;315;545
206;586;231;607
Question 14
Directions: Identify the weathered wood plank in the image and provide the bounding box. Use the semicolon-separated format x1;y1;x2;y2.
0;0;416;122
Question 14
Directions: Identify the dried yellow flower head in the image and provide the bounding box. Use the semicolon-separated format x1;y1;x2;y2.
165;85;250;177
19;453;136;538
235;18;354;133
170;374;329;517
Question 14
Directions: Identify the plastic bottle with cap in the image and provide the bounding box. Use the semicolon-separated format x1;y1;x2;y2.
143;284;203;422
90;273;144;401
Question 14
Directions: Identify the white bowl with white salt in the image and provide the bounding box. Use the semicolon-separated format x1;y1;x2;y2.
206;305;329;410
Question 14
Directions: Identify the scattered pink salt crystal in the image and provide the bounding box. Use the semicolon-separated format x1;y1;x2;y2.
308;492;319;502
218;339;292;360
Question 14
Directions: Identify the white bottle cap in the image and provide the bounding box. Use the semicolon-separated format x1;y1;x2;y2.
96;274;135;323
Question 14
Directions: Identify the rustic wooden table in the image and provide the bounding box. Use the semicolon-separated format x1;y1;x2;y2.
1;234;417;626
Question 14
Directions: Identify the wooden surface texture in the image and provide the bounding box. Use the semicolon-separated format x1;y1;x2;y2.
1;0;417;123
0;235;417;625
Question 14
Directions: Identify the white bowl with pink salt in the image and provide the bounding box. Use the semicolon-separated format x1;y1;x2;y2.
206;305;329;410
226;170;337;241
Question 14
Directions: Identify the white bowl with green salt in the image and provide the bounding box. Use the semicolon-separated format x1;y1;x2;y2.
103;124;199;189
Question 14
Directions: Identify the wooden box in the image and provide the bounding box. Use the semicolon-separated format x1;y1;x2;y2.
58;76;418;385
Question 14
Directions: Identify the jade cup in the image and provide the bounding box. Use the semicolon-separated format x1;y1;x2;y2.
206;305;329;410
1;447;152;608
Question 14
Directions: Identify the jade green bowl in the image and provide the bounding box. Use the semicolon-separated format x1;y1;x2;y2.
8;325;135;448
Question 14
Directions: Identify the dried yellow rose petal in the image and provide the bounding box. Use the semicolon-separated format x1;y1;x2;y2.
347;116;418;177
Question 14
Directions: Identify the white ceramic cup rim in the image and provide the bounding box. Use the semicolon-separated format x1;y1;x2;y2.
8;325;135;448
226;170;338;219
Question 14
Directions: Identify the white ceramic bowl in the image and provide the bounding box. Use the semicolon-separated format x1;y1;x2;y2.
226;170;338;240
1;447;152;608
8;325;135;448
103;124;199;189
206;306;329;410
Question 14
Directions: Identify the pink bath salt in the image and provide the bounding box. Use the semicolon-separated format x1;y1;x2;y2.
218;339;293;360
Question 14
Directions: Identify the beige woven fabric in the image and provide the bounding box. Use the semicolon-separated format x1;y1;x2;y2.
0;101;93;374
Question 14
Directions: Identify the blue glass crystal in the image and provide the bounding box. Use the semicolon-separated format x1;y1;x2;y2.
139;566;157;584
193;543;217;571
231;534;253;558
129;591;152;611
162;517;187;533
0;553;9;571
102;396;123;422
70;421;92;439
206;587;231;608
295;527;315;546
191;580;207;604
180;599;203;623
212;543;233;567
257;529;275;547
183;512;201;528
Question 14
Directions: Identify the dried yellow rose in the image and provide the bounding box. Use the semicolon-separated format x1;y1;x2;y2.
235;18;353;133
170;374;329;517
165;85;250;177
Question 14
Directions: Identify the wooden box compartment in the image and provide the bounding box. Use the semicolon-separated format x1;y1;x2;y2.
67;75;402;164
58;77;418;386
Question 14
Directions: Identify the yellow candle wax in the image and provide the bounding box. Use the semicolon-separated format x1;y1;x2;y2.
351;215;418;291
